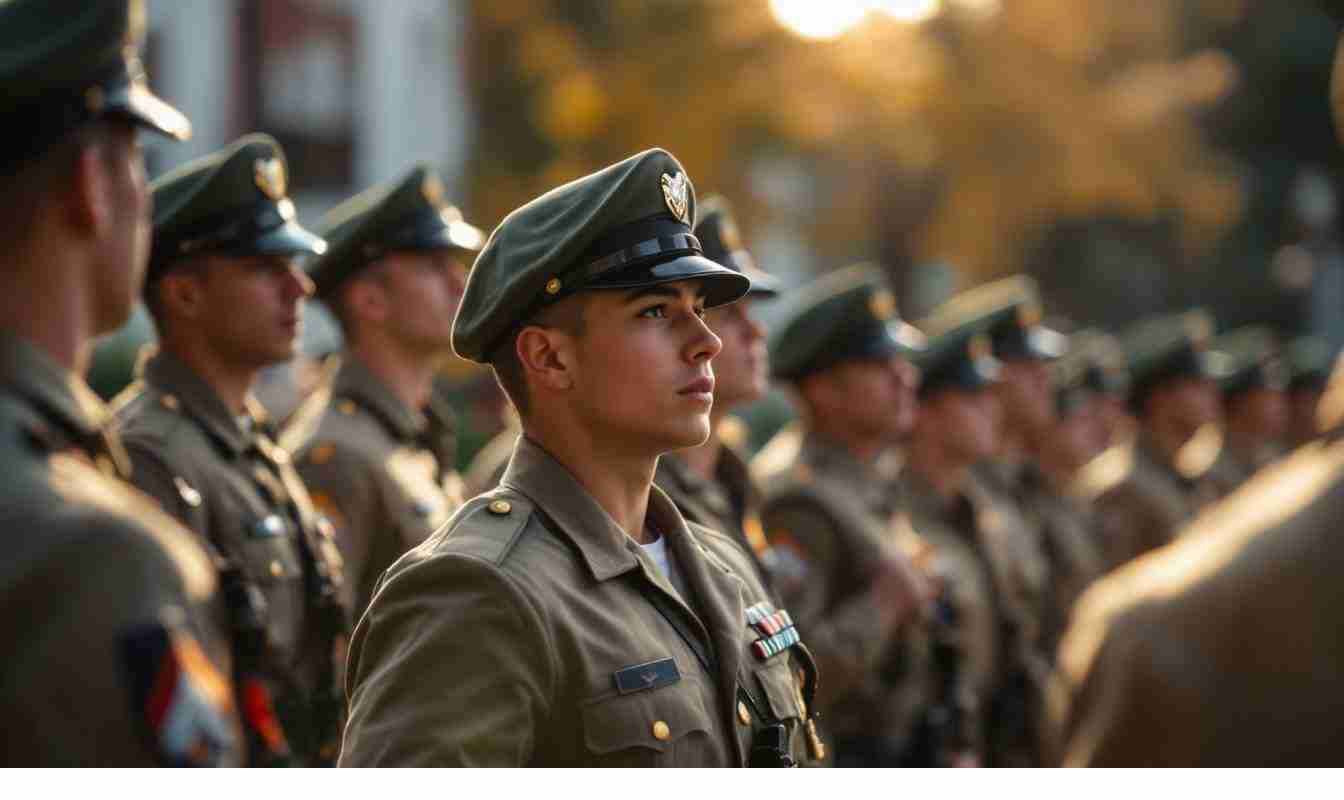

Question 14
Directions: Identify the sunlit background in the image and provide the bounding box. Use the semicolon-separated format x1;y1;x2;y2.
94;0;1344;463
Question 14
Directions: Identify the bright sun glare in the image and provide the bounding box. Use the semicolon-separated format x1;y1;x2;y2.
769;0;944;40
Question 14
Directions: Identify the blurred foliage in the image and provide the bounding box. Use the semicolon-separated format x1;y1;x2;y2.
464;0;1261;287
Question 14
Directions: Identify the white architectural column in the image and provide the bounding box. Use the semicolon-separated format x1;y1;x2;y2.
148;0;239;168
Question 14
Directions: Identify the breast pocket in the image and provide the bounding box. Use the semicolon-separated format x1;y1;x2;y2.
750;657;804;724
580;680;718;767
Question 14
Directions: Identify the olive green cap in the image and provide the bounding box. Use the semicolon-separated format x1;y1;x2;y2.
0;0;190;170
452;148;751;364
912;307;1001;398
1214;326;1287;398
695;195;778;298
918;274;1065;363
770;263;926;383
1122;309;1234;411
1285;336;1335;393
1051;335;1105;418
309;164;487;298
147;133;326;284
1070;328;1130;397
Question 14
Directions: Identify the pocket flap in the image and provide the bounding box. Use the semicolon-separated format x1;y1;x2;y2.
752;658;802;722
581;681;713;755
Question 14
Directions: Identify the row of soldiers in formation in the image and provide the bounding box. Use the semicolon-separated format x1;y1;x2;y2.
6;0;1343;768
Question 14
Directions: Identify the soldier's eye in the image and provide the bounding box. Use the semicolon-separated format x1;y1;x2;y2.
639;305;667;319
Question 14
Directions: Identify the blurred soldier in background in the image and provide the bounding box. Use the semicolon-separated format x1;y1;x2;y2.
112;135;348;766
654;196;781;590
902;308;1049;768
1020;339;1107;655
281;164;485;621
0;0;241;766
1073;329;1134;448
1076;310;1231;571
341;149;825;767
1283;335;1334;449
1205;327;1289;498
754;264;929;767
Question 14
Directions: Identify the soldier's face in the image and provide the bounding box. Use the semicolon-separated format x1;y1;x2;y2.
565;280;722;452
380;250;469;353
95;125;152;335
702;298;768;411
1156;377;1221;435
1053;399;1106;472
195;254;314;368
826;355;921;441
996;357;1054;433
921;387;1001;463
1229;387;1288;440
1288;387;1323;442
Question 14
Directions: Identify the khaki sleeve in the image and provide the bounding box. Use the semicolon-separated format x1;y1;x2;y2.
295;443;380;591
13;520;239;765
339;552;556;766
760;501;897;708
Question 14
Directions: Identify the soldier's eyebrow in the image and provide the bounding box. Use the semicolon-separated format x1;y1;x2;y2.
624;285;708;304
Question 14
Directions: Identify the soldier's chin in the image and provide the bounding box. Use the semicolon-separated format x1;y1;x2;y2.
661;413;714;451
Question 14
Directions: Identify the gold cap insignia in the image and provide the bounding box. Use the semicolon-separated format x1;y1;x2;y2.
422;172;445;207
1017;301;1042;328
969;333;992;360
1186;314;1212;348
869;290;896;321
661;172;691;225
127;0;147;46
254;157;287;201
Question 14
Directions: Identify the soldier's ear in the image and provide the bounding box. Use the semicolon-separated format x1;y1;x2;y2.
342;273;389;325
515;324;575;393
159;269;207;321
67;135;115;237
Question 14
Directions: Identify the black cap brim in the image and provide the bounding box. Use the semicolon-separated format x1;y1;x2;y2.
392;210;487;254
253;219;328;258
744;266;781;298
585;253;751;308
108;80;192;141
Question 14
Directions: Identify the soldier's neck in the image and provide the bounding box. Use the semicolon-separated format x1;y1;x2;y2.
160;338;258;416
349;337;435;413
809;414;886;466
906;435;969;502
0;261;97;374
523;415;659;544
675;407;726;480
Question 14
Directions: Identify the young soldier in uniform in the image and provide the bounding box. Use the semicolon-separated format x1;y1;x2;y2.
654;196;781;590
1205;327;1289;498
112;135;349;766
0;0;240;766
754;264;930;767
1075;310;1232;571
281;164;486;621
340;149;824;767
1020;340;1107;655
901;315;1049;767
1073;329;1134;447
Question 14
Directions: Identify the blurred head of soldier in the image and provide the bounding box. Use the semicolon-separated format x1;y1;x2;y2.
907;321;1003;479
452;149;751;456
694;196;778;416
770;264;925;459
1036;337;1110;479
1123;310;1229;448
311;165;485;362
1283;336;1334;448
1070;329;1133;447
1216;327;1289;450
0;0;191;362
143;134;325;378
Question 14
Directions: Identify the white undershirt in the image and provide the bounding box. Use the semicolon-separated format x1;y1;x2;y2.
640;532;688;600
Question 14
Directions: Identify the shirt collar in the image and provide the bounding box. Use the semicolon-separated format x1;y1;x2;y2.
141;349;263;456
333;355;424;442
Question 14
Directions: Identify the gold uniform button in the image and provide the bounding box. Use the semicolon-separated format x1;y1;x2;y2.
488;500;512;515
545;277;562;295
796;686;807;716
652;720;671;741
160;394;180;411
737;701;752;726
269;560;284;578
338;400;356;415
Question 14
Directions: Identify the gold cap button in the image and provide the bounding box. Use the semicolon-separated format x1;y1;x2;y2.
737;701;752;726
545;277;562;295
160;394;180;411
488;499;512;515
652;720;671;741
338;400;356;415
269;560;283;578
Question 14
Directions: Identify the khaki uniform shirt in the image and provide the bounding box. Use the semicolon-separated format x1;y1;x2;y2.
0;334;239;766
1051;432;1344;766
340;436;823;767
281;355;466;620
1077;434;1218;572
655;446;774;593
902;469;1052;767
112;350;348;764
755;429;924;759
1018;468;1104;656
